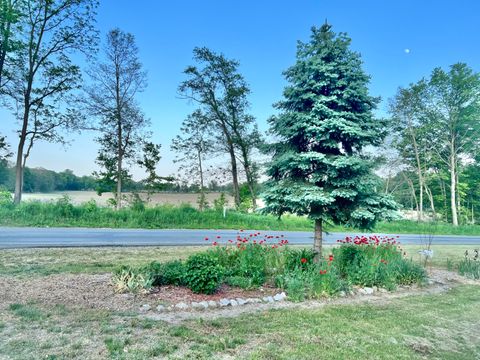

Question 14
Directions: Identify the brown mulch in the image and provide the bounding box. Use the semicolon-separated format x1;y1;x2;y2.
150;283;279;303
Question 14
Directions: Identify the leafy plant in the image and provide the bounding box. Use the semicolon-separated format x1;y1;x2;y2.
185;252;224;294
145;260;186;286
0;190;12;206
112;265;154;293
458;251;480;279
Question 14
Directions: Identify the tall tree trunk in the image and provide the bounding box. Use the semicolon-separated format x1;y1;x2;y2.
456;169;461;223
116;121;122;210
314;218;323;261
403;173;418;215
13;141;24;204
425;184;436;218
418;184;424;221
198;149;205;211
450;150;458;226
237;144;257;209
439;179;448;222
410;126;423;221
227;143;240;208
13;101;30;204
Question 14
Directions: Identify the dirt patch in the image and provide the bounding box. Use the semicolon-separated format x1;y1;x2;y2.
0;273;278;312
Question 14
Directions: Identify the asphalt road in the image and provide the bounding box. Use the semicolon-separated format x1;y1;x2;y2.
0;227;479;249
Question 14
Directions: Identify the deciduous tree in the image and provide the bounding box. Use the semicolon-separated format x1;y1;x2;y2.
3;0;98;204
179;47;260;209
86;28;149;209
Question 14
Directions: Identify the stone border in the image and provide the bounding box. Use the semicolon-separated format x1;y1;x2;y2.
139;292;287;313
138;284;422;313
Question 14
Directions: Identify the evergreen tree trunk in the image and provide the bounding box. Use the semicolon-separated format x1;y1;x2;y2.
314;218;323;261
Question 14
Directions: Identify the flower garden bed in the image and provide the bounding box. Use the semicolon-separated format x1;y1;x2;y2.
112;232;428;311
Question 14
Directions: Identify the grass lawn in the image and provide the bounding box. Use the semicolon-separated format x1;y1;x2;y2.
0;284;478;359
1;245;479;359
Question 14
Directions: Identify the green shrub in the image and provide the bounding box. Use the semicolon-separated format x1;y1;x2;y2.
213;241;286;288
185;252;224;294
284;271;306;302
0;190;12;206
394;259;427;285
225;275;257;290
55;195;75;217
284;247;315;271
128;193;146;212
145;260;186;286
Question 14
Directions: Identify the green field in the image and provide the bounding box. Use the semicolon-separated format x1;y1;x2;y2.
2;201;480;236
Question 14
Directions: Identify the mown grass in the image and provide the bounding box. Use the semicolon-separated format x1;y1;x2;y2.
2;201;480;235
0;285;478;359
0;245;474;277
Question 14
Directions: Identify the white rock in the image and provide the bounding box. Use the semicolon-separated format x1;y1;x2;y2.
379;288;388;293
364;287;374;295
175;302;189;310
199;301;209;309
230;299;239;307
191;302;203;309
372;286;378;292
338;291;346;297
139;304;151;312
208;300;217;308
236;298;247;305
262;296;274;303
357;288;366;295
219;298;230;307
156;304;166;312
273;292;287;301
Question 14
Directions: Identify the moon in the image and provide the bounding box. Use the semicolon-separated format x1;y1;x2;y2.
404;48;411;54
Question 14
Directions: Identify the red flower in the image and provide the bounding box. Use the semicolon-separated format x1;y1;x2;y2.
216;236;221;239
300;258;307;264
204;237;209;241
212;241;218;246
319;270;327;275
328;254;334;262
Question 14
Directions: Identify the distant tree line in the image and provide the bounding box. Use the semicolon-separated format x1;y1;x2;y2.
0;161;237;194
0;166;96;193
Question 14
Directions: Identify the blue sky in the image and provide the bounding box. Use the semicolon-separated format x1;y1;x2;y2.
2;0;479;178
